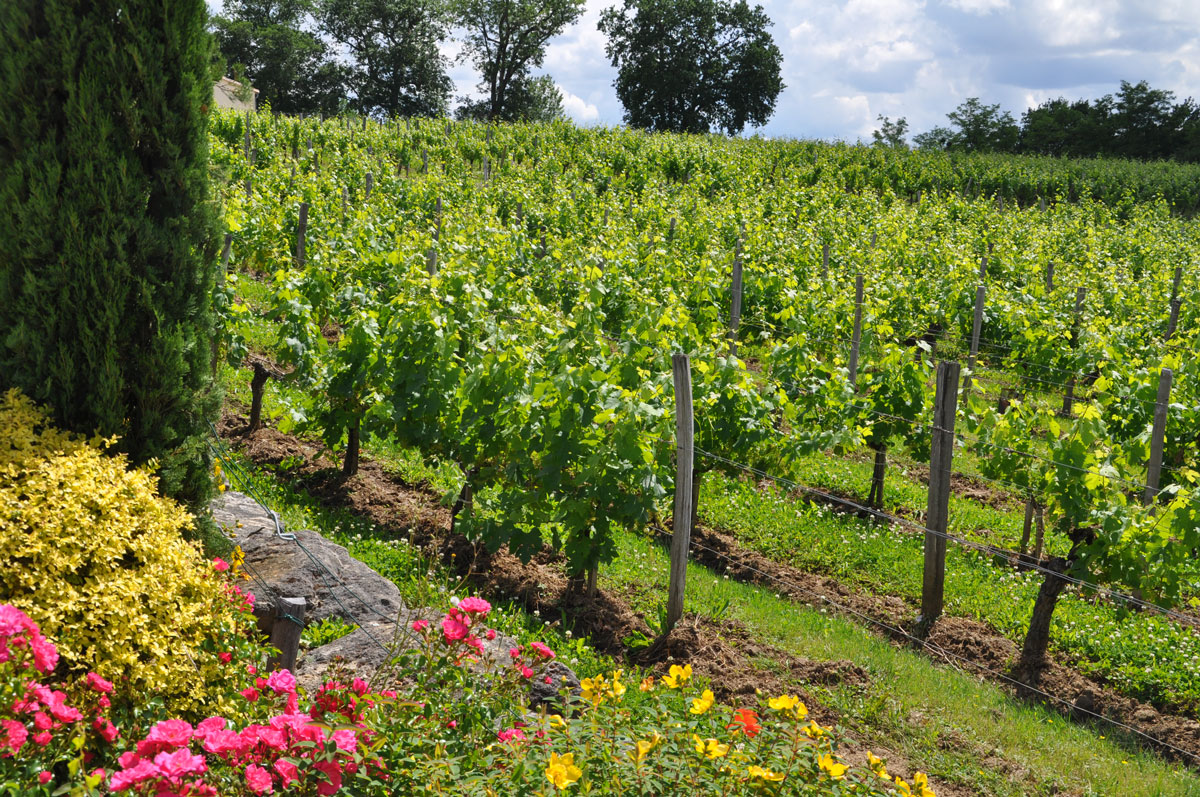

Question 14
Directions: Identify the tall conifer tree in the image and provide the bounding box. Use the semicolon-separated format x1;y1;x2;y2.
0;0;220;510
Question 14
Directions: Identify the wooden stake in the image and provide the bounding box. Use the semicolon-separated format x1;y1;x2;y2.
849;275;864;389
365;172;373;199
1172;266;1183;302
665;354;694;633
426;248;438;275
341;187;348;225
822;243;829;279
422;149;429;174
1144;368;1173;505
1045;261;1054;293
1061;287;1086;416
1166;298;1182;340
916;360;961;637
669;217;676;241
295;202;308;268
966;285;986;390
729;238;743;356
268;597;306;673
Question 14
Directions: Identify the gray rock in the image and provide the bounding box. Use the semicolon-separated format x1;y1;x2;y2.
210;491;578;707
210;491;405;629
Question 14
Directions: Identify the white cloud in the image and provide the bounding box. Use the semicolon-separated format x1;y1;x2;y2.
559;87;600;123
944;0;1012;14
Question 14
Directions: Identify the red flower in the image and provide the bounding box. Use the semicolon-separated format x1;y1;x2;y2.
218;652;232;665
727;708;761;738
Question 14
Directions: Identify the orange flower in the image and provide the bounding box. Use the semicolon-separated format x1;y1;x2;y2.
726;708;761;738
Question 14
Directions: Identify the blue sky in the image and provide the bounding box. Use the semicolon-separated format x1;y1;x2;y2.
452;0;1200;142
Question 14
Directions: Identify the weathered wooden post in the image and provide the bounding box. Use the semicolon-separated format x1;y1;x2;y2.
1144;368;1173;505
664;354;694;634
268;597;306;673
916;361;961;638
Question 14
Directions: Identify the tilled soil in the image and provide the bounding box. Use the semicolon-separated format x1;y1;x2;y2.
217;406;1196;788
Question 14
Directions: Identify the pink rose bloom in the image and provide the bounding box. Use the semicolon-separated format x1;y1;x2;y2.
529;642;555;660
508;647;520;660
153;748;207;782
351;678;368;696
245;764;273;795
331;729;357;752
201;729;244;757
38;771;52;785
464;636;484;654
411;619;429;632
0;720;28;754
117;751;141;769
86;672;114;693
240;688;260;702
33;731;51;746
212;557;230;572
30;635;59;673
497;728;526;744
313;760;342;796
109;759;160;792
45;690;81;723
519;665;533;679
92;717;120;743
193;717;227;741
485;629;497;641
458;597;491;616
34;712;52;731
218;652;232;665
265;670;296;694
441;613;469;643
273;759;300;787
137;719;192;757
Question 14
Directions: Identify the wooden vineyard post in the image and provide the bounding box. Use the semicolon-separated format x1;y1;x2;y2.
1167;299;1182;340
295;202;308;268
822;243;830;279
664;353;694;635
849;275;864;389
1045;261;1054;293
243;112;251;157
245;150;256;199
965;285;986;393
220;232;233;275
1144;367;1173;505
729;236;744;356
422;149;429;174
669;217;677;241
1172;267;1183;302
268;597;306;673
516;202;523;225
1061;287;1087;416
426;248;438;276
365;172;373;199
916;360;961;638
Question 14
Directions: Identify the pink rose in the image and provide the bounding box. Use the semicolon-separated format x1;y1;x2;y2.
441;613;469;643
485;629;497;641
245;764;273;795
313;760;342;796
265;670;296;694
529;641;556;660
0;720;27;754
85;672;114;694
109;759;160;792
212;557;230;572
152;748;207;781
38;771;52;785
136;719;192;757
33;731;51;746
458;597;491;616
273;759;299;787
411;619;429;632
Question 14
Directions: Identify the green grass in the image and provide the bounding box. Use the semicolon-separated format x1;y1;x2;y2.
602;527;1200;796
702;470;1200;713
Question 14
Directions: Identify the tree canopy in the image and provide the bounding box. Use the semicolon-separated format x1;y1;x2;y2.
598;0;783;136
453;0;584;122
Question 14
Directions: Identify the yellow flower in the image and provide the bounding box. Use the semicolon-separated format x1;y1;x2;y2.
894;776;913;797
609;670;627;700
802;720;829;739
818;754;848;780
548;714;566;730
639;676;656;692
692;734;729;760
690;689;715;715
747;765;785;783
580;676;606;707
545;752;582;790
630;733;662;764
866;751;889;779
661;663;692;689
767;693;807;720
913;772;936;797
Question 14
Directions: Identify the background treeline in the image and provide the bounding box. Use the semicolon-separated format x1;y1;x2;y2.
879;81;1200;163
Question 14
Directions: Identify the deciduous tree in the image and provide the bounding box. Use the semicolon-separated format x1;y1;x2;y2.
598;0;783;135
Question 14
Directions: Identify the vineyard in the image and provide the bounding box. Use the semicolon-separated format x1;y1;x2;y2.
209;110;1200;774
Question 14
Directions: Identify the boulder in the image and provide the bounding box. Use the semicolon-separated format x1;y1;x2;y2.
210;491;405;629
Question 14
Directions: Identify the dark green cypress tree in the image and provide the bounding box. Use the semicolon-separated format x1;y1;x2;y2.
0;0;220;512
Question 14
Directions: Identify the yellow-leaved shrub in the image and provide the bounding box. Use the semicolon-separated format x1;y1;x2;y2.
0;389;252;715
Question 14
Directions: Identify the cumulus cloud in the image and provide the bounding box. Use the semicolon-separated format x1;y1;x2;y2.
559;86;600;123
